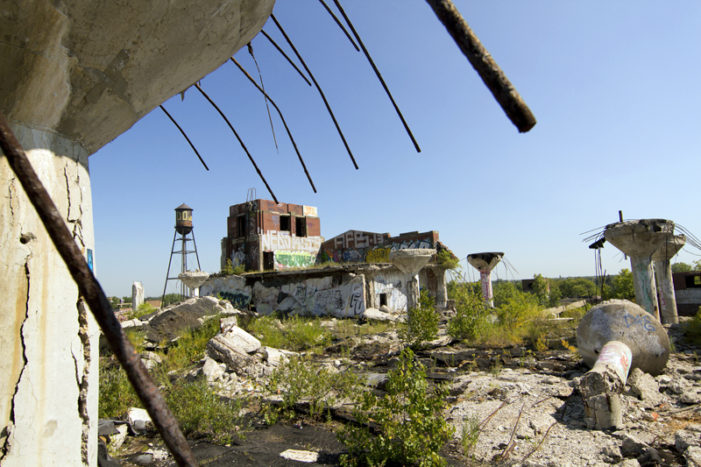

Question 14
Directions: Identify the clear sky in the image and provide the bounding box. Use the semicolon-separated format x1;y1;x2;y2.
90;1;701;297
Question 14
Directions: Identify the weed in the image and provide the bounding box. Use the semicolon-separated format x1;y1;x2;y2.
160;315;222;372
98;361;142;418
405;290;439;347
534;334;548;352
339;348;454;467
126;303;157;320
461;415;481;457
561;339;578;354
684;307;701;346
448;285;490;342
165;377;247;444
247;315;331;352
265;356;360;422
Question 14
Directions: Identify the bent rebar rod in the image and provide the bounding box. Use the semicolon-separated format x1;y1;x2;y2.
0;112;197;467
160;104;209;171
231;57;317;193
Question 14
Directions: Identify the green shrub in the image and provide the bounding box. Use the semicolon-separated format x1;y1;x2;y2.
222;259;245;275
339;348;454;467
265;356;360;423
448;285;490;341
405;290;439;347
461;415;481;457
436;248;459;270
166;378;246;444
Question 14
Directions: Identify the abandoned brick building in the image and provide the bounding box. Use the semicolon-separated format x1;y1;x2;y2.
214;199;454;315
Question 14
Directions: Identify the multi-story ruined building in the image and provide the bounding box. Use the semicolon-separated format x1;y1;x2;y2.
221;199;323;271
216;200;454;314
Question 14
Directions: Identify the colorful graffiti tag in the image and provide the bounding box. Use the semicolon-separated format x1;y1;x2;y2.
275;250;316;269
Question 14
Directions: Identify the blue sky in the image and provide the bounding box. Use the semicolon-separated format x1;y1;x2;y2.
90;1;701;297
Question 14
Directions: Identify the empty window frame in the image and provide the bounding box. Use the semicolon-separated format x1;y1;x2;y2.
295;216;306;237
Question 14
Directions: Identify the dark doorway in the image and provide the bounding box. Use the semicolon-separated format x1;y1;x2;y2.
379;293;388;307
237;215;247;237
263;251;274;270
280;215;291;232
295;217;306;237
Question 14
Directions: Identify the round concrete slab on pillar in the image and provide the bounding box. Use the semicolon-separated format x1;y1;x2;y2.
466;252;504;272
389;249;436;275
577;300;670;375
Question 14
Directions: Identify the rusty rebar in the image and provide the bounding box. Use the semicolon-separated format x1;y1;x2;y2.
317;0;360;51
259;30;313;87
425;0;537;133
0;112;197;466
247;43;279;151
194;83;278;203
231;57;317;193
159;104;209;171
270;14;359;170
333;0;421;153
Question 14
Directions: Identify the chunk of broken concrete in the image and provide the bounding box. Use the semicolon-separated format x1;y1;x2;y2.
362;307;398;322
221;326;261;354
126;407;153;433
206;333;256;372
626;367;664;405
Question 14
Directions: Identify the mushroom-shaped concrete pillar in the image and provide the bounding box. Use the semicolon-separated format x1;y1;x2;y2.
178;270;210;298
604;219;675;319
390;249;436;312
652;234;685;324
576;300;670;429
467;252;504;307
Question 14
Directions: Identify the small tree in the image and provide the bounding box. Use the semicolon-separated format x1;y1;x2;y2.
672;262;692;273
609;269;635;300
339;348;453;466
405;290;439;347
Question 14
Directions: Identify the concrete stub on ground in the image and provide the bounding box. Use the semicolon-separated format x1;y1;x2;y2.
0;1;274;465
576;299;671;429
390;249;436;312
178;271;210;298
652;234;685;324
467;252;504;307
604;219;675;320
132;281;144;310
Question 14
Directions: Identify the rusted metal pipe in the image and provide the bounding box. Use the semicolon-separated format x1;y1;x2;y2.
333;0;421;153
194;83;279;203
231;57;317;193
0;112;197;466
159;104;209;171
425;0;537;133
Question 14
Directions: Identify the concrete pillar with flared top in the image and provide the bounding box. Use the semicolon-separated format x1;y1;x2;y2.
467;252;504;307
390;249;436;312
652;234;685;324
178;271;210;298
0;2;274;464
604;219;675;320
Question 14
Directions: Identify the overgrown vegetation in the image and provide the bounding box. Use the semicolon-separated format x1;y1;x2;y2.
264;356;360;423
222;258;246;275
339;348;454;467
436;248;459;270
245;315;332;352
405;290;439;347
165;378;246;444
684;307;701;346
159;315;222;372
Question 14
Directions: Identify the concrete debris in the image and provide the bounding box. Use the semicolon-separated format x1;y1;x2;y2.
132;281;144;310
361;307;399;322
278;449;319;462
627;367;665;405
126;408;153;434
145;296;235;342
139;351;162;371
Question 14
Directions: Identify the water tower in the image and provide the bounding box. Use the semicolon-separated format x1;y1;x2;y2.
161;203;202;301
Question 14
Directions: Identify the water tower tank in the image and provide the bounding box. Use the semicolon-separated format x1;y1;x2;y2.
175;203;193;234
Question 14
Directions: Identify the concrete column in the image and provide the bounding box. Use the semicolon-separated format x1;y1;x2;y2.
132;282;145;310
390;249;436;312
604;219;675;320
434;267;448;308
0;124;99;466
0;2;275;464
467;252;504;308
652;235;685;324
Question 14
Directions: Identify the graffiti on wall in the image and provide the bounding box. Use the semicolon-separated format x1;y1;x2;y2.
230;247;246;267
373;272;407;312
312;289;343;315
261;231;323;253
219;291;251;309
348;283;364;315
390;239;432;250
365;247;390;263
275;250;316;269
